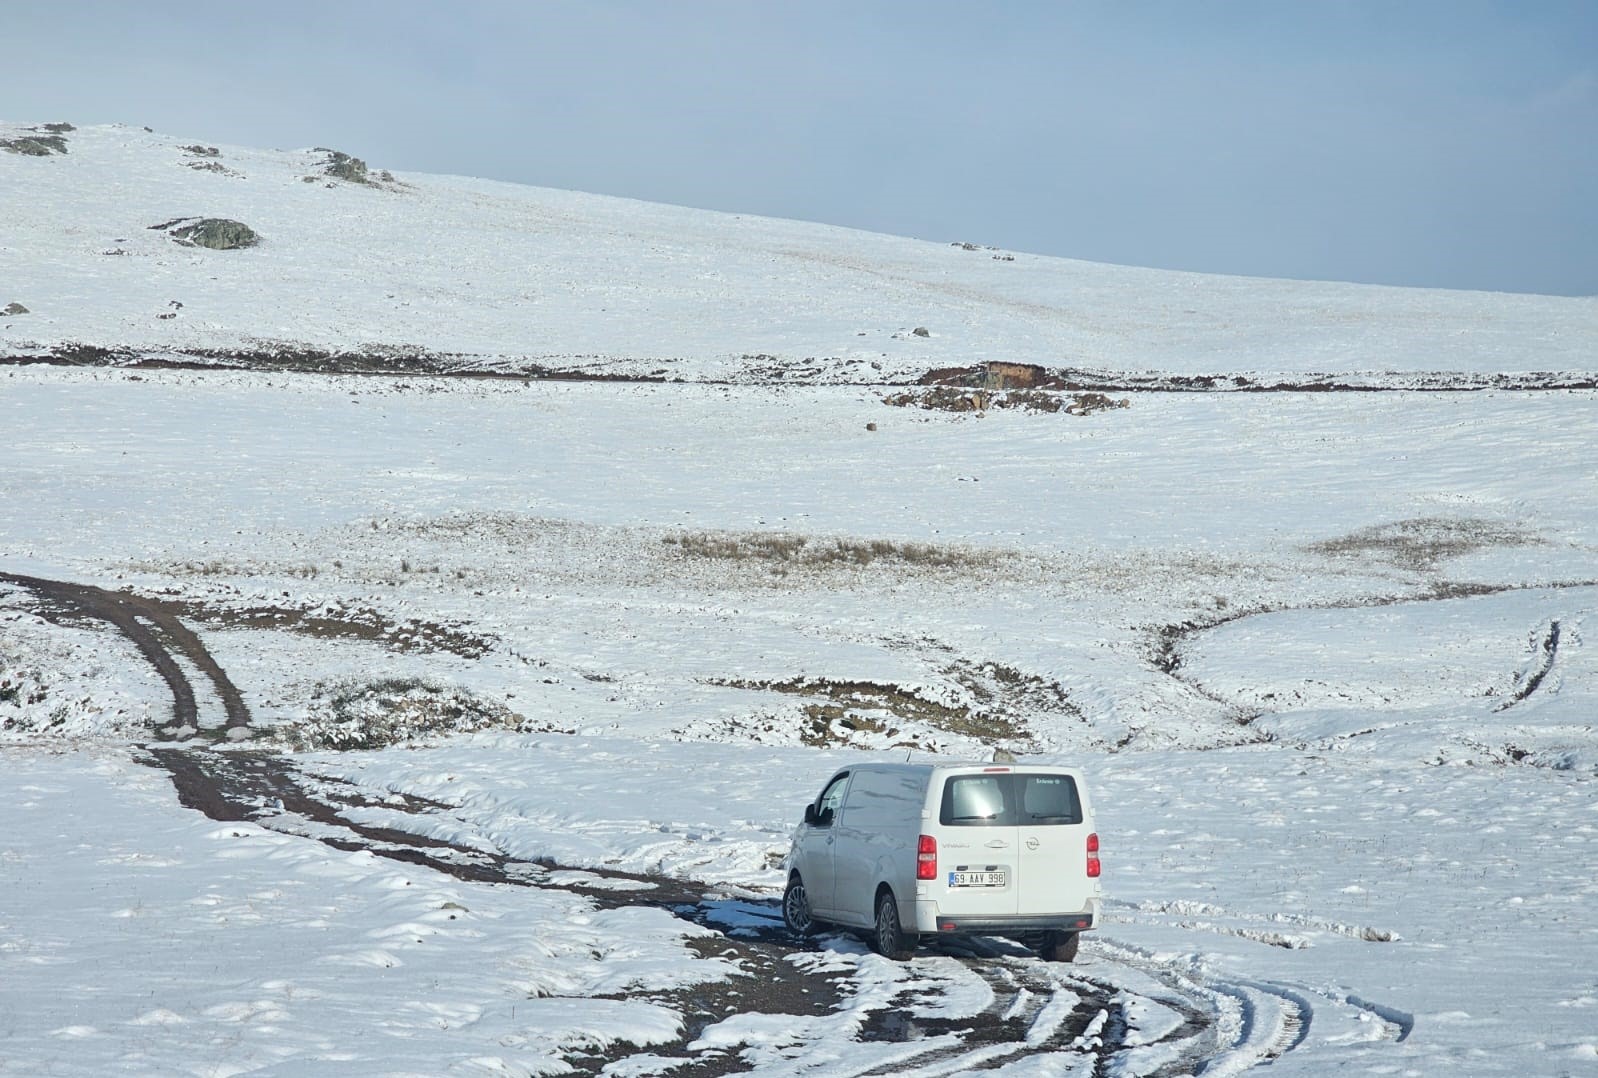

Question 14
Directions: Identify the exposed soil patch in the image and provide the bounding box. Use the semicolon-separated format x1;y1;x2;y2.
882;386;1129;415
164;595;496;659
919;363;1598;394
1;343;673;381
711;668;1043;749
6;347;1593;392
570;936;838;1078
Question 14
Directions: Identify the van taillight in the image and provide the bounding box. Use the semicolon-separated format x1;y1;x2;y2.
917;834;938;880
1086;832;1101;878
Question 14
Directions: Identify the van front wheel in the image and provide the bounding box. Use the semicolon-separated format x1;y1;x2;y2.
872;892;916;961
783;874;815;938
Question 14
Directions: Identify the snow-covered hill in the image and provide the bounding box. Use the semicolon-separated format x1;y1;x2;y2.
5;120;1598;1076
3;120;1594;384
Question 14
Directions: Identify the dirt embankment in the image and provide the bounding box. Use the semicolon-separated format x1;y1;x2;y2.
6;346;1595;392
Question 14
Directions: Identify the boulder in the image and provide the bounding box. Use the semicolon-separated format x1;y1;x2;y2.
166;218;261;250
1;134;68;156
316;148;371;184
3;302;29;315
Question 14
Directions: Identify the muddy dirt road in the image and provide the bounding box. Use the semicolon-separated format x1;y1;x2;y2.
4;571;1320;1075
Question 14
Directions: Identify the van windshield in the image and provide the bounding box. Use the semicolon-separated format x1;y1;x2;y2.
939;773;1083;827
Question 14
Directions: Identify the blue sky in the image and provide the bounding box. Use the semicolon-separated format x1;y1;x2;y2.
6;1;1595;295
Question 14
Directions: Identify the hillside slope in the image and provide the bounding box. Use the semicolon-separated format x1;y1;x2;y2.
4;121;1593;384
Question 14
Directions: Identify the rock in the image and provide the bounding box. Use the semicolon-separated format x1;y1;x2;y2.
41;122;75;133
318;148;371;184
165;218;261;250
181;144;220;157
3;302;28;315
866;422;878;431
911;327;931;337
1;134;68;156
981;362;1046;390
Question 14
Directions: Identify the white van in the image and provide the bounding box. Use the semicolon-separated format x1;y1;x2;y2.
781;762;1101;961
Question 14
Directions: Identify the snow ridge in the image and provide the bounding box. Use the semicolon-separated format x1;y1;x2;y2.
4;121;1595;383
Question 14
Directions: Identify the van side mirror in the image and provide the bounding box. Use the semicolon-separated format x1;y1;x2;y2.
803;804;818;826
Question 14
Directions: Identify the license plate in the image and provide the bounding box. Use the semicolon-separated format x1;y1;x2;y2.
948;869;1007;888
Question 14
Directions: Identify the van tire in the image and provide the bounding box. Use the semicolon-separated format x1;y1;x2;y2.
1041;930;1080;963
783;874;816;937
872;891;916;961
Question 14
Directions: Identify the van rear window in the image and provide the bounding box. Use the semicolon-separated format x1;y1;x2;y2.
939;773;1083;827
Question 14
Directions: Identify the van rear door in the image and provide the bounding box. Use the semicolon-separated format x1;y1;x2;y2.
933;771;1020;919
1013;772;1095;917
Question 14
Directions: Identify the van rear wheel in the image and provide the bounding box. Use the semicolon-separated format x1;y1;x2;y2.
782;874;815;937
1040;930;1080;963
872;891;916;961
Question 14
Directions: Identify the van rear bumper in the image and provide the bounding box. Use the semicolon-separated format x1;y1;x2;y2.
915;900;1100;936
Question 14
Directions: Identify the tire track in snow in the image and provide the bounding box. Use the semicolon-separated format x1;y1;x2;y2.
1495;618;1562;711
1108;897;1402;947
0;571;250;736
3;569;1406;1075
1155;581;1597;737
1201;980;1310;1073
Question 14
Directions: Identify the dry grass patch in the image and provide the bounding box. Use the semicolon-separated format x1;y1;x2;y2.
711;660;1078;750
663;530;998;572
1306;517;1540;572
269;677;563;751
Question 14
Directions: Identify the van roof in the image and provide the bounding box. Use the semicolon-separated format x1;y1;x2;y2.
837;761;1083;778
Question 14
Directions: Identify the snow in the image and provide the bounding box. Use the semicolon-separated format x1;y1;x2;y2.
4;121;1598;1074
0;749;717;1076
4;122;1596;383
0;583;171;738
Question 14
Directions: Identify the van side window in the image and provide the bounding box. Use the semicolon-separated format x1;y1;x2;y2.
813;773;849;827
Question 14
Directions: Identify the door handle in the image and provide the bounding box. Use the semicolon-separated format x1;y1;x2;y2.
985;839;1009;849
